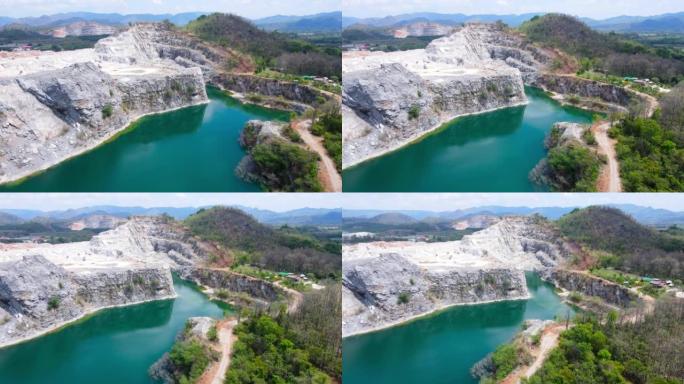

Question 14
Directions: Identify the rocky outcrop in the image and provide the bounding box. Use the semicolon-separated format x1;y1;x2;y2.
529;122;603;191
0;23;220;184
47;21;119;38
343;254;527;337
342;24;534;168
212;73;334;112
235;119;287;187
342;217;570;336
0;255;174;347
541;269;637;307
0;216;219;347
529;74;652;114
68;214;128;230
149;316;219;384
177;267;282;303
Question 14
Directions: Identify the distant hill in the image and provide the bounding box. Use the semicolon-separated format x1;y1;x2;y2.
585;12;684;33
0;12;208;28
0;205;341;226
184;207;340;276
0;212;22;225
254;12;342;33
369;212;417;225
343;12;544;28
343;204;684;227
345;11;684;34
557;206;684;279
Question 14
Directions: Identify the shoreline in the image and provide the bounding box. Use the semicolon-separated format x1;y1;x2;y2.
0;293;178;350
342;293;532;339
342;99;530;171
0;99;210;186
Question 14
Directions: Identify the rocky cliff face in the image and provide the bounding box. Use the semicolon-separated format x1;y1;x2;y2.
212;73;334;113
343;254;528;337
0;215;219;347
342;24;536;168
530;74;644;114
342;217;570;336
0;255;174;347
0;23;227;184
177;267;282;303
541;269;637;307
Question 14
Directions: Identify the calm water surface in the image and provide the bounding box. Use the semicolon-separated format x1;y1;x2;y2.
0;276;231;384
0;87;289;192
343;87;595;191
342;273;574;384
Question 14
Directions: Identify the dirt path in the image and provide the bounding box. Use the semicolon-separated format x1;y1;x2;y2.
274;281;304;314
593;121;622;192
197;319;238;384
501;323;568;384
292;120;342;192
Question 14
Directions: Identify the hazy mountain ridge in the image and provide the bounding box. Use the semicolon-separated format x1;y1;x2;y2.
0;205;341;226
343;204;684;227
0;11;342;33
344;11;684;33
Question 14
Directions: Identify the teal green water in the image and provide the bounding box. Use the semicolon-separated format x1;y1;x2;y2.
0;87;289;192
0;276;232;384
342;273;574;384
343;87;595;192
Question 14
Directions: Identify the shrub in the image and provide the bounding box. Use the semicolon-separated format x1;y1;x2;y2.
207;325;218;342
397;292;410;305
169;339;213;383
569;292;583;303
47;295;60;310
101;103;113;119
283;125;302;143
583;129;597;145
408;105;420;120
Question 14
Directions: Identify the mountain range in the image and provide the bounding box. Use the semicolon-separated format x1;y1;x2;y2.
343;204;684;227
0;206;341;226
0;11;342;33
344;11;684;33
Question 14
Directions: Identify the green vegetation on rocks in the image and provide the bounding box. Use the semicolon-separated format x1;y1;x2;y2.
613;117;684;192
250;139;322;192
311;110;342;172
557;206;684;279
530;124;602;192
520;14;684;84
186;13;340;78
526;300;684;384
184;207;340;278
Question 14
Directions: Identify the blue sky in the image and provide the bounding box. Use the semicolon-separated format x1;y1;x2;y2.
0;0;341;19
0;193;683;212
343;0;684;19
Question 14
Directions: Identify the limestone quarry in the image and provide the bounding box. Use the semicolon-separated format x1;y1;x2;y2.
342;217;571;336
0;215;286;347
342;23;549;168
0;23;235;185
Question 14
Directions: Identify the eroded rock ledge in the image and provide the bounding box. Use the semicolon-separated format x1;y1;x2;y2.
342;24;542;168
0;23;221;184
342;217;571;337
0;216;215;347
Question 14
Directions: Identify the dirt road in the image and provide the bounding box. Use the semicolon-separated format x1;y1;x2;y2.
593;121;622;192
274;281;304;314
501;323;568;384
292;120;342;192
197;319;238;384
